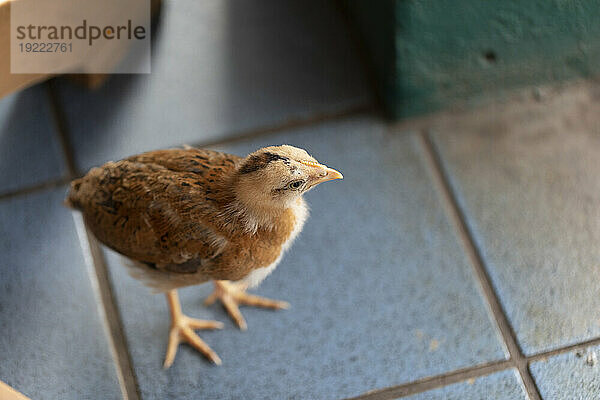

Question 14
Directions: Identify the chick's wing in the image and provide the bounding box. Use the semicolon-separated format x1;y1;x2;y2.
67;148;242;270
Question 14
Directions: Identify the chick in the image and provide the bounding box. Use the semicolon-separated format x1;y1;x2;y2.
66;145;342;367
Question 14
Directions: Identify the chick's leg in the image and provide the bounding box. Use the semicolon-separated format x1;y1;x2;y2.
204;280;290;330
163;290;224;368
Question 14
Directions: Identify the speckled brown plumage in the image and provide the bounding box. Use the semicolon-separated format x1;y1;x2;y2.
67;148;298;285
66;145;343;367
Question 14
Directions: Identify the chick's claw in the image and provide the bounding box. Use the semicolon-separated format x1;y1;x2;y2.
205;280;290;331
163;290;223;368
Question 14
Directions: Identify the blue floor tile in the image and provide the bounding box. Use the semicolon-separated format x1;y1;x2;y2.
403;369;527;400
56;0;371;172
531;345;600;399
0;84;67;195
430;91;600;355
0;188;122;399
100;116;507;399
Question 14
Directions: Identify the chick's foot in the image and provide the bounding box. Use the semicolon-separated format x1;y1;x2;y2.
164;290;224;368
204;280;290;331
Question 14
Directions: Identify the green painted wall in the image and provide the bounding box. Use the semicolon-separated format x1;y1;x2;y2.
344;0;600;119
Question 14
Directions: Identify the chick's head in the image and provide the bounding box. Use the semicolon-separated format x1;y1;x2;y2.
234;145;343;210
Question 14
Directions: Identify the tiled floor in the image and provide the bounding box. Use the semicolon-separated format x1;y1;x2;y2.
2;1;600;400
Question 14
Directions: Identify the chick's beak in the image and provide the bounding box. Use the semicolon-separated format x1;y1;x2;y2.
314;165;343;184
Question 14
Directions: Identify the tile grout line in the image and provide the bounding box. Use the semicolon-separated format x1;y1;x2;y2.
188;103;377;149
45;80;80;178
344;360;513;400
0;177;71;201
85;225;142;400
72;213;141;400
46;80;140;400
417;131;541;400
527;336;600;363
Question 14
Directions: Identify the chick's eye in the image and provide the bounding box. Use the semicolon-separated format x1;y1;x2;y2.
287;180;304;190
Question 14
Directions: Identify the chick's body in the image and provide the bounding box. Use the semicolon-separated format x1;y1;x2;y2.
68;148;306;291
67;145;342;367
